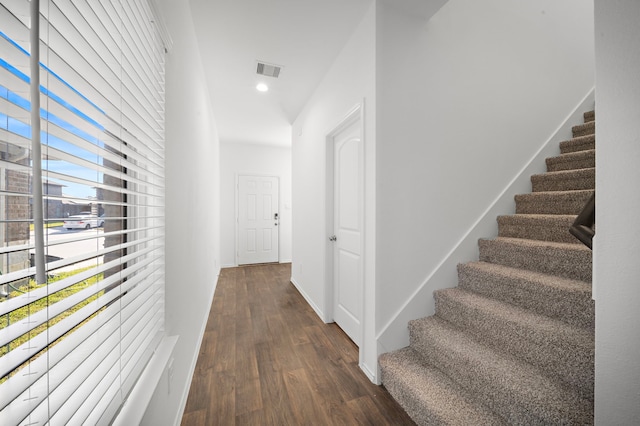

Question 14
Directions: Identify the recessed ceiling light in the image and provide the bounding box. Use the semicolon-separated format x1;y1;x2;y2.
256;83;269;92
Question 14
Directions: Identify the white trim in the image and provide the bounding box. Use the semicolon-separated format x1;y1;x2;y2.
357;99;371;380
324;134;335;323
171;270;219;426
376;88;596;353
324;102;366;345
112;335;178;426
290;276;326;321
359;361;377;383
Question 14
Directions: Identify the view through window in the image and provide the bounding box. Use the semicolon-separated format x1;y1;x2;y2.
0;1;165;423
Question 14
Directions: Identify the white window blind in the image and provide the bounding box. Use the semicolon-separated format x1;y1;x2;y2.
0;0;166;424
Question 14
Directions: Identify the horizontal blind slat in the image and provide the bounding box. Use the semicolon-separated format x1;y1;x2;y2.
0;261;163;412
0;246;161;346
0;0;165;422
0;269;163;423
0;256;162;379
0;227;161;284
30;284;163;424
0;242;161;314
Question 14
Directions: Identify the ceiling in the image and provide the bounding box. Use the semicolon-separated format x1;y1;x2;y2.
188;0;373;147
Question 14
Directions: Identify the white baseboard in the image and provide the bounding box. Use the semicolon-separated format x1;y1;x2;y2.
221;261;292;268
171;269;220;426
291;277;378;384
290;276;326;321
359;361;378;384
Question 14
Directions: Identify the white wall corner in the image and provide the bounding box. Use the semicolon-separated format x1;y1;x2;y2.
376;88;596;354
290;276;327;322
359;361;378;384
594;1;640;421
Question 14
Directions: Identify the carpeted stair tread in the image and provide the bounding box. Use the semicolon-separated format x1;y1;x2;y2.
379;347;507;426
531;167;595;192
409;317;594;425
583;110;595;123
572;121;595;137
497;214;578;244
478;237;592;282
515;189;594;215
433;287;594;398
560;134;595;154
458;261;594;328
545;149;595;172
380;109;596;424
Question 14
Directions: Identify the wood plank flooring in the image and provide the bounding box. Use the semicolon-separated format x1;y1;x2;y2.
181;263;415;425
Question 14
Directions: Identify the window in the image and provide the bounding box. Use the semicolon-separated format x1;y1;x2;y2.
0;1;166;424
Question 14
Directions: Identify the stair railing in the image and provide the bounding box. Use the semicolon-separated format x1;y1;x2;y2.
569;192;595;249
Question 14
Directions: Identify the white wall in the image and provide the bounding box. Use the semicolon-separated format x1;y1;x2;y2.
594;1;640;422
291;4;378;378
142;0;221;425
375;0;595;352
220;142;292;267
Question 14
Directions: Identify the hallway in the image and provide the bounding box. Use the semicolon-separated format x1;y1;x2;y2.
181;263;414;425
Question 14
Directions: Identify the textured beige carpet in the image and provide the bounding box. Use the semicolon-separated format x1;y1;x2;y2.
379;110;595;425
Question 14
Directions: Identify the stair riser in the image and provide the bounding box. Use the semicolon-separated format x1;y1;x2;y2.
433;290;594;399
380;368;446;426
531;169;595;192
560;135;595;154
497;216;577;244
572;121;595;137
583;110;595;123
409;319;593;425
379;349;506;426
410;329;538;424
546;152;595;172
381;110;597;424
478;239;592;282
457;263;594;329
515;191;593;215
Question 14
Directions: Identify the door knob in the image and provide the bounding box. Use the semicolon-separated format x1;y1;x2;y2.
329;235;337;242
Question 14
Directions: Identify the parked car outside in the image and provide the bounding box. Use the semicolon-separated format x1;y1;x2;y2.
63;214;100;230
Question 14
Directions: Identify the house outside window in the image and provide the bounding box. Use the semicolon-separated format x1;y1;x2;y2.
0;1;166;423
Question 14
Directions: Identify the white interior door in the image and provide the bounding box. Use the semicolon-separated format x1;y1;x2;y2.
332;118;363;346
237;175;279;265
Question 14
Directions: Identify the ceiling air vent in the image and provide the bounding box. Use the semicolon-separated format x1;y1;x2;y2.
256;61;282;78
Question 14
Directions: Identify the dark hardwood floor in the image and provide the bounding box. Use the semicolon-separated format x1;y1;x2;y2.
181;263;415;425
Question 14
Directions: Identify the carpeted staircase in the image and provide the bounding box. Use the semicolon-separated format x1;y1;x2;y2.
379;110;596;425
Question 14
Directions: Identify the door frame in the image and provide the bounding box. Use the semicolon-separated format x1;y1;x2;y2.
235;173;281;266
324;102;365;342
